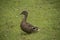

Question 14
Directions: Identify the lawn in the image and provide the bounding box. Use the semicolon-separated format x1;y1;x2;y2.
0;0;60;40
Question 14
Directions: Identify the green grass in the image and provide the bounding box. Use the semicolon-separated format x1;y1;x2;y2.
0;0;60;40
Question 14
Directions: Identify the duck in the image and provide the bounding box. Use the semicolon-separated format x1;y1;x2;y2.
20;11;39;34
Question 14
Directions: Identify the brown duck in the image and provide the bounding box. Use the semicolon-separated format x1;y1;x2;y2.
20;11;39;34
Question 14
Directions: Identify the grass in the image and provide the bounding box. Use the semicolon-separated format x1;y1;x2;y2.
0;0;60;40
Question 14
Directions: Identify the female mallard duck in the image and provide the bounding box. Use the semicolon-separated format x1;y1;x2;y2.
20;11;39;34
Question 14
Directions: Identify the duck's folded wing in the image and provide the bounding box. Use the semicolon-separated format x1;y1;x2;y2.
26;23;34;27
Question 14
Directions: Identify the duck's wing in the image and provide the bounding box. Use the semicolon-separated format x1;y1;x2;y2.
27;23;40;31
26;23;38;30
26;23;34;27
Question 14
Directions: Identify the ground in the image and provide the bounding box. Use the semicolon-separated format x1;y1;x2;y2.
0;0;60;40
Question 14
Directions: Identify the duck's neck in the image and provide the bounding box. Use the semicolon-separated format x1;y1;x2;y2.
22;15;28;22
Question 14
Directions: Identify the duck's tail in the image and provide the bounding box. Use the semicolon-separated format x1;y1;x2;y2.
32;27;40;32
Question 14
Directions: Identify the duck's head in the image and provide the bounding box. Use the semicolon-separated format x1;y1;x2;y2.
20;11;28;16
